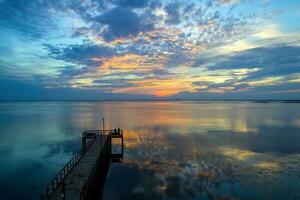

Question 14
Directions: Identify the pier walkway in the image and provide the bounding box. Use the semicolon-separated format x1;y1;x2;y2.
41;129;123;200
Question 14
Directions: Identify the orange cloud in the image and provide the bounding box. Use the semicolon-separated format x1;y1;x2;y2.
92;53;166;75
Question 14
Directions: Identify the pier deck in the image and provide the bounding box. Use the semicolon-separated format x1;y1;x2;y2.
42;129;123;200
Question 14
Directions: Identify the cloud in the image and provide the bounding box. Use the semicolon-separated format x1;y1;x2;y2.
253;24;282;39
164;2;181;25
1;0;299;99
0;78;155;101
171;82;300;100
114;78;197;97
117;0;150;8
187;43;300;97
57;65;93;79
93;78;134;89
218;0;240;5
209;44;300;81
94;6;155;41
0;0;51;37
45;43;117;67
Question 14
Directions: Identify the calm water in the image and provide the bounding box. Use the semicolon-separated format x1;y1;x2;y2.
0;101;299;200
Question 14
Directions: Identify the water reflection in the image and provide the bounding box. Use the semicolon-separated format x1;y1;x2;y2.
0;101;299;200
105;127;300;200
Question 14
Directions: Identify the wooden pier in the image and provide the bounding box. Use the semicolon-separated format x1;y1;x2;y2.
41;129;124;200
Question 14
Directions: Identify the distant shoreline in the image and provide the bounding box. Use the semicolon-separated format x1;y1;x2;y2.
0;100;300;103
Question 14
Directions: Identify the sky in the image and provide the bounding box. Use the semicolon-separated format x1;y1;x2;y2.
0;0;300;100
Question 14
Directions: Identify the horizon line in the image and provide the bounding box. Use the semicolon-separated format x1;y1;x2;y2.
1;99;300;102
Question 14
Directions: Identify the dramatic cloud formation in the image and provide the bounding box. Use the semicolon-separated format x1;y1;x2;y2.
0;0;299;100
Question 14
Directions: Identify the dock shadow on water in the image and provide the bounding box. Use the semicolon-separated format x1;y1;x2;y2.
0;101;299;200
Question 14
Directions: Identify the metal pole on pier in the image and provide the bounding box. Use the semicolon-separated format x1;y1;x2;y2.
101;118;105;146
102;118;105;131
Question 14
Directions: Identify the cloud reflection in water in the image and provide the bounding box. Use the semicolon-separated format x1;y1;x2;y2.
103;102;300;200
0;102;299;200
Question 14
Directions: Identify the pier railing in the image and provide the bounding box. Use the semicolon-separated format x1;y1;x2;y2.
41;129;123;200
79;135;112;199
43;134;97;199
45;153;81;197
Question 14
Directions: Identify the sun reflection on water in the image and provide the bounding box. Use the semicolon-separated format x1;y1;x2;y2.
1;102;300;199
